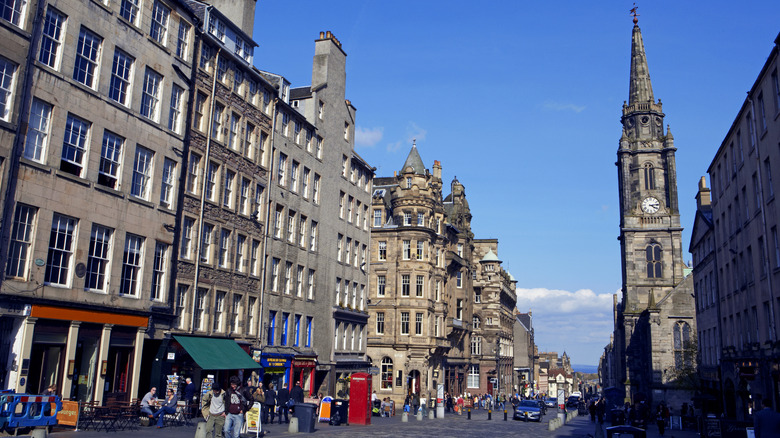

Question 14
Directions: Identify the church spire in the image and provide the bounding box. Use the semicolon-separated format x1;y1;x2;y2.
628;17;655;105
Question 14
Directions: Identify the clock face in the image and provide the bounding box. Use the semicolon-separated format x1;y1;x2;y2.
641;197;660;213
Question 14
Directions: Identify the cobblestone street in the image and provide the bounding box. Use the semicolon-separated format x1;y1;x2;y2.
28;409;700;438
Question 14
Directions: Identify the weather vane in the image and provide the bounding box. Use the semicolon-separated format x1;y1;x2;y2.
630;3;639;25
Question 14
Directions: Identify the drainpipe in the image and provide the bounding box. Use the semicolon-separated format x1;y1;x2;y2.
191;47;220;333
257;97;277;350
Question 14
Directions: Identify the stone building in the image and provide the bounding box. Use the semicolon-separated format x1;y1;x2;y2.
471;240;516;396
367;145;474;400
694;31;780;420
606;16;696;408
0;0;197;402
513;310;535;396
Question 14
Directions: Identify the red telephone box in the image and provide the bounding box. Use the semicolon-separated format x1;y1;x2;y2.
348;372;372;425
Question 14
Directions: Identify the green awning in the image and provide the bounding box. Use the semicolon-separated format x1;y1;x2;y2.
173;335;261;370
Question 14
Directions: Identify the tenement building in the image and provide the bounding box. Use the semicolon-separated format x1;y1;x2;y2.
0;0;196;402
513;310;536;396
606;16;696;408
367;145;515;401
693;31;780;421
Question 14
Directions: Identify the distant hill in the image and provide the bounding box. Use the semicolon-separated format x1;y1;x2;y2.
573;364;598;374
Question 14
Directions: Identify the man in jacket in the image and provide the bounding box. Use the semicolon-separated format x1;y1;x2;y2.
263;383;276;424
276;384;290;424
754;398;780;438
202;383;226;438
224;376;252;438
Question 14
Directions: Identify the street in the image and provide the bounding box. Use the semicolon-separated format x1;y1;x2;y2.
26;409;700;438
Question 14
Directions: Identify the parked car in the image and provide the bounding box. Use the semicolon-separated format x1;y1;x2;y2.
513;400;542;422
544;397;557;408
566;396;580;408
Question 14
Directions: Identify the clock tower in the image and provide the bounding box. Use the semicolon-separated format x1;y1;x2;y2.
613;13;695;406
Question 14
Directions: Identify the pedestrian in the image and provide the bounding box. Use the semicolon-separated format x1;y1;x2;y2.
223;375;252;438
140;387;158;418
290;380;305;404
152;389;178;428
184;378;196;414
276;383;290;424
202;383;226;438
420;394;427;416
596;397;606;424
263;383;276;424
446;393;453;413
754;398;780;438
589;399;597;422
655;402;670;436
253;382;266;405
412;392;420;414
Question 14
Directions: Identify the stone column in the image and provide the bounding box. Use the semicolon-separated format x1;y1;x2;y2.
93;324;113;405
129;326;146;400
62;321;81;399
15;317;37;392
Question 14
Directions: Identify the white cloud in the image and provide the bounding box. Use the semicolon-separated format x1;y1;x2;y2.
515;287;617;365
386;141;403;153
405;122;427;143
355;126;383;148
541;101;586;113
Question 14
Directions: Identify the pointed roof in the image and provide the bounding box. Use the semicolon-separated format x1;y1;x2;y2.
628;23;655;105
401;141;426;175
481;249;501;263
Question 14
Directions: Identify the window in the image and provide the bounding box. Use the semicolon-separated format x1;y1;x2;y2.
149;1;169;45
1;0;26;27
235;234;246;272
293;314;301;346
205;162;218;201
119;0;140;25
200;223;213;263
416;275;424;297
267;310;276;345
747;112;756;150
239;178;250;215
376;312;385;335
403;212;411;226
339;192;345;218
251;240;260;276
474;291;481;303
312;174;320;203
186;152;201;194
471;335;481;355
456;271;462;288
45;214;77;285
284;262;292;294
222;170;235;208
298;216;307;247
180;217;194;258
344;122;349;140
231;294;241;333
643;163;655;190
227;112;239;150
673;321;693;369
218;229;230;268
97;131;123;189
168;84;184;133
377;275;386;296
175;285;187;329
400;312;409;335
24;99;51;162
109;50;133;106
306;316;313;347
457;243;464;257
415;312;423;335
193;288;207;330
287;211;296;243
273;205;283;238
291;161;299;192
417;241;424;260
281;312;289;345
472;316;480;329
213;291;225;332
85;224;112;291
243;122;255;158
373;209;382;227
141;68;162;121
646;243;662;278
270;258;279;291
417;212;424;226
73;28;101;89
403;240;411;259
467;364;479;388
307;269;315;299
758;92;767;133
296;265;303;297
277;153;287;186
380;357;392;389
766;158;774;198
160;158;175;207
60;114;90;177
6;204;36;279
194;92;206;131
309;221;317;251
151;242;168;301
211;102;224;141
248;297;257;334
39;8;66;69
131;146;154;199
120;234;143;296
337;234;343;261
175;21;190;58
401;274;410;296
456;299;463;320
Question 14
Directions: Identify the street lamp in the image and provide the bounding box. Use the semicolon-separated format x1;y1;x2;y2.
495;337;500;397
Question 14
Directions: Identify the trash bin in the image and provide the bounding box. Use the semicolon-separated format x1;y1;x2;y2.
331;399;349;425
294;403;318;433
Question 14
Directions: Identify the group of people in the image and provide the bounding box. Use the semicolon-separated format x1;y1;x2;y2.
139;386;180;429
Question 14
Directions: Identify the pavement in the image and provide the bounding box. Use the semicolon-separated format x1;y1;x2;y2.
10;409;701;437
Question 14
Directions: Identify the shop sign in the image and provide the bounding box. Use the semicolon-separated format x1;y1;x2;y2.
368;367;379;375
292;359;316;367
0;303;30;316
261;357;290;368
58;400;79;426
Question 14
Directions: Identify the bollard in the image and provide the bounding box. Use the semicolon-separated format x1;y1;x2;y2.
195;421;208;438
488;409;491;420
416;411;423;421
549;419;556;431
31;429;47;438
504;409;507;421
467;408;471;420
288;417;299;433
402;412;408;422
428;410;434;420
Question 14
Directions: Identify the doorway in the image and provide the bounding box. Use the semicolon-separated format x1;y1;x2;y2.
408;370;421;395
27;344;62;395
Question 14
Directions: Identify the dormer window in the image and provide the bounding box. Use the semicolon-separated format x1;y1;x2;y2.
406;177;411;188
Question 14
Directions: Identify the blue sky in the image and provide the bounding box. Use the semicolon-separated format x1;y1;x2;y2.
252;1;780;366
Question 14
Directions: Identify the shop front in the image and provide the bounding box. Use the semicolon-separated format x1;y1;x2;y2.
292;356;317;396
333;358;371;399
256;350;292;392
4;304;147;404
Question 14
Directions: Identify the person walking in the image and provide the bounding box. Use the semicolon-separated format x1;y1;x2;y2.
224;376;252;438
276;384;290;424
202;383;226;438
152;389;178;428
183;378;196;415
412;392;420;415
263;383;277;424
754;398;780;438
290;381;304;404
140;387;158;418
655;402;670;436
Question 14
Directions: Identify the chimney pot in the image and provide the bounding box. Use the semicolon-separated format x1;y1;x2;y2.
319;31;324;39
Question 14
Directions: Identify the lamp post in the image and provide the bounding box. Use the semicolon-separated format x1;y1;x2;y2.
495;336;500;397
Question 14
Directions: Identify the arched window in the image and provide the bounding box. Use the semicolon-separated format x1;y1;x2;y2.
472;316;481;329
643;163;656;190
381;357;393;389
646;243;662;278
673;321;693;368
